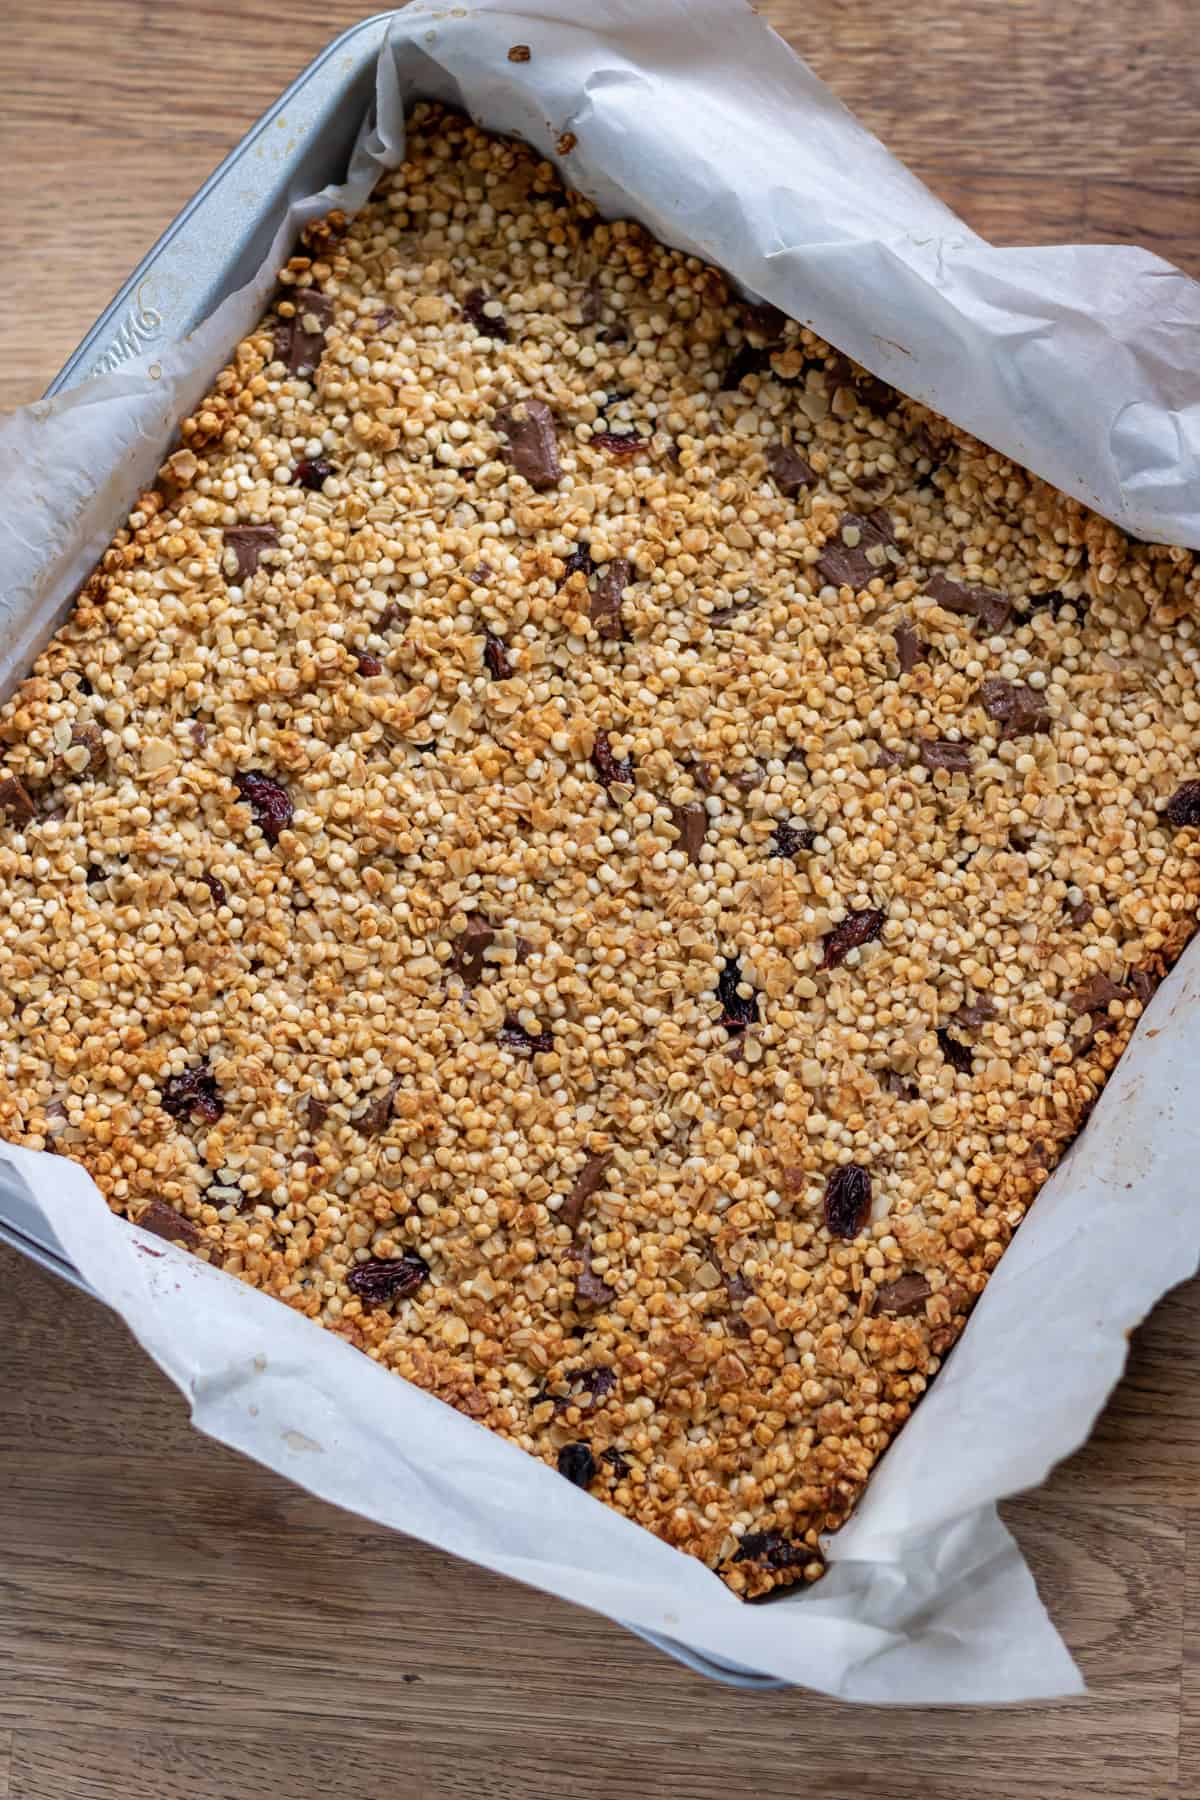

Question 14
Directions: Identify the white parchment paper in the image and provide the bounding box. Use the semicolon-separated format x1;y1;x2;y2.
2;0;1199;1700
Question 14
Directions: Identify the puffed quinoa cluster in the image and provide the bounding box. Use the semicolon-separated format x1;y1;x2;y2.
4;104;1200;1598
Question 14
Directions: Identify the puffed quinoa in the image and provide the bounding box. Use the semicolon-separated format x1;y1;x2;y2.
3;104;1200;1599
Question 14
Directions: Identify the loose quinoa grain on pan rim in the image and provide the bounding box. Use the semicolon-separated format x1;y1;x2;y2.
3;103;1199;1599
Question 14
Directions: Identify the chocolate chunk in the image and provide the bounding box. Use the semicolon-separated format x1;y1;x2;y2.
725;1269;754;1306
274;289;334;377
483;632;512;680
766;443;815;495
1068;972;1128;1015
496;398;561;490
369;306;397;332
498;1018;554;1057
201;871;227;909
515;936;533;965
592;730;633;788
450;915;495;987
190;720;209;750
136;1200;202;1248
347;1251;430;1305
1128;967;1159;1007
291;457;337;491
717;957;760;1033
0;775;35;825
894;621;927;674
233;770;293;844
874;1273;932;1318
589;558;632;641
937;1028;974;1074
303;1094;328;1132
591;430;647;457
880;1068;918;1100
68;721;106;774
824;1163;872;1239
821;908;886;970
1025;587;1085;621
876;744;905;769
575;1244;616;1309
816;512;894;591
918;738;973;773
461;287;509;341
927;572;1010;633
709;597;758;627
601;1446;631;1478
1065;896;1094;928
353;1075;403;1137
770;819;817;859
979;678;1051;740
160;1064;224;1124
671;802;707;865
561;1152;612;1232
743;301;787;341
557;1442;597;1488
580;279;604;326
223;525;279;584
956;995;997;1031
1164;780;1200;828
732;1530;806;1571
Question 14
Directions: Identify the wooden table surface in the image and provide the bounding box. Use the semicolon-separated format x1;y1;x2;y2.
1;3;1198;1795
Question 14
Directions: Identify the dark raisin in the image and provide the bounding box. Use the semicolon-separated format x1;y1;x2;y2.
557;1442;597;1488
721;344;775;389
1065;895;1094;927
160;1064;224;1124
347;1252;430;1306
75;674;94;697
559;542;596;584
821;908;886;970
1164;781;1200;828
576;1367;615;1403
483;632;512;679
291;457;336;490
937;1028;974;1073
770;819;817;859
601;1447;631;1479
355;651;383;676
874;1273;932;1317
85;863;107;886
201;872;227;908
824;1163;872;1239
1025;587;1085;621
717;957;759;1032
498;1018;554;1056
592;730;633;788
461;287;509;341
743;301;787;341
732;1531;806;1571
561;1152;612;1232
232;770;293;844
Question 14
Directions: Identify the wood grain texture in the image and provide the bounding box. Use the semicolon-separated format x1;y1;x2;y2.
1;3;1199;1796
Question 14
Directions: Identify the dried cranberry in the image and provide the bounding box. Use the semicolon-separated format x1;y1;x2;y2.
355;651;383;676
291;458;336;490
717;957;759;1033
732;1531;806;1571
483;632;512;679
824;1163;871;1239
770;819;816;859
233;770;293;844
821;908;886;970
557;1442;597;1488
160;1064;224;1124
1164;781;1200;828
498;1018;554;1056
592;730;633;788
461;287;509;341
937;1028;974;1074
347;1252;430;1306
201;872;227;908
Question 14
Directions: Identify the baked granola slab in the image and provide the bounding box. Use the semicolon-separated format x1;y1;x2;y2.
3;104;1199;1597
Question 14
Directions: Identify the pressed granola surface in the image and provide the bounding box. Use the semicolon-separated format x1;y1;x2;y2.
3;105;1200;1596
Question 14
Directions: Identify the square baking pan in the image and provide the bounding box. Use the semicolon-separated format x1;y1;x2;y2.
0;10;787;1693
